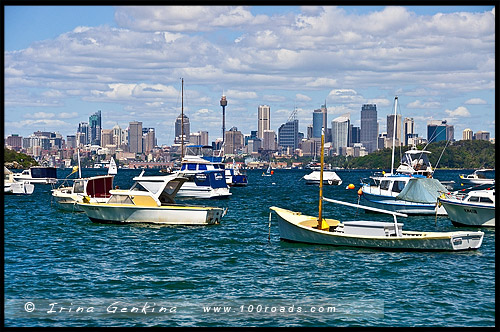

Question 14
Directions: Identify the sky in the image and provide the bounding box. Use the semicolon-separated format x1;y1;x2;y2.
4;5;496;146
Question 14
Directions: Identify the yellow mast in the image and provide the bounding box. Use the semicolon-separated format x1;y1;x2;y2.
317;127;329;230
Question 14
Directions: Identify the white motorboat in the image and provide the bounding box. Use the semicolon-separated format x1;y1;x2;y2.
303;170;342;185
12;166;57;184
4;167;34;195
175;155;232;199
439;186;495;227
459;169;495;186
270;128;483;251
77;171;226;225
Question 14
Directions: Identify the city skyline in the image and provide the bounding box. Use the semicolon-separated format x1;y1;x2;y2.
5;6;495;144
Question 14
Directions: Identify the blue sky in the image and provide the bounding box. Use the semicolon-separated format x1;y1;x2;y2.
4;5;495;145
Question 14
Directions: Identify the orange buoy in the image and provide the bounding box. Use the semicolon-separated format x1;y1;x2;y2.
357;188;363;195
347;183;355;190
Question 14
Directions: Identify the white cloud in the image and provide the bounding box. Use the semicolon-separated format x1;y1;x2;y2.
464;98;487;105
295;94;312;102
407;100;441;109
445;106;471;117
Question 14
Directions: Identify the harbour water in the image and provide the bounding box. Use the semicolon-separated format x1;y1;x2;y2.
4;168;495;327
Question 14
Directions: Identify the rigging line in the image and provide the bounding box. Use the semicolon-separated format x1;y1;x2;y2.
434;134;452;170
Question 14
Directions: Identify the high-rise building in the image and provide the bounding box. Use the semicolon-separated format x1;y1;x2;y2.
89;110;102;146
360;104;378;153
224;127;244;155
349;125;360;147
66;135;77;149
278;119;299;151
128;121;143;154
387;113;402;147
175;113;190;144
142;128;155;153
6;134;23;151
262;130;277;151
258;105;271;139
331;114;350;155
427;120;454;143
100;129;113;147
312;109;323;138
462;128;473;140
77;122;89;146
403;117;415;146
474;131;490;141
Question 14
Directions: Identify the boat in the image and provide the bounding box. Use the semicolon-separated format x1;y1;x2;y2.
77;171;226;225
108;157;118;175
459;169;495;186
360;174;448;215
359;97;447;215
12;166;57;184
439;185;495;227
4;167;35;195
269;128;484;251
175;153;232;199
225;160;248;187
262;165;272;177
303;170;342;185
51;153;114;211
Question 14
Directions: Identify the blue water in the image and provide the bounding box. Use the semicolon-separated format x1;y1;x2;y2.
4;169;495;327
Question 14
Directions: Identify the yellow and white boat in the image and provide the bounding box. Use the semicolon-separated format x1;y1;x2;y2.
270;128;484;251
77;171;226;225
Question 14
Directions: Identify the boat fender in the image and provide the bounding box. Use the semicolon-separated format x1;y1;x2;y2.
328;180;333;185
357;188;363;196
82;196;91;203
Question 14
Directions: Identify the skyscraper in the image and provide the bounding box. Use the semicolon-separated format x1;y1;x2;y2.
387;113;402;147
224;127;244;155
142;128;155;153
258;105;271;139
175;113;190;144
77;122;89;146
278;119;299;151
403;117;415;146
312;103;328;139
427;120;454;143
331;113;350;155
89;110;102;146
129;121;143;154
360;104;378;153
462;128;473;140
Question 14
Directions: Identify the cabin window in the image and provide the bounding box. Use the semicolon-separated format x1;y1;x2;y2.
199;164;207;170
380;180;391;190
213;164;219;169
180;164;186;171
107;195;134;204
468;196;479;202
392;181;406;193
187;164;197;171
74;181;85;193
479;197;493;203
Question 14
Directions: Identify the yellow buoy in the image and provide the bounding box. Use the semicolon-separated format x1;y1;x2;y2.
357;188;363;195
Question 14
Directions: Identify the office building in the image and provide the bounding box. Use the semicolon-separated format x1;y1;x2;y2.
129;121;143;154
331;114;350;155
89;110;102;146
100;129;114;147
175;113;190;144
258;105;271;139
6;134;23;151
387;113;402;147
66;135;77;149
278;119;299;151
349;125;360;147
142;128;156;153
403;117;415;146
474;131;490;141
462;128;473;140
77;122;90;146
224;127;244;155
360;104;378;153
427;120;454;143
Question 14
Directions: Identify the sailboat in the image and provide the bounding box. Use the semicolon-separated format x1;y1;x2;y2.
262;164;272;177
108;157;117;175
269;127;484;251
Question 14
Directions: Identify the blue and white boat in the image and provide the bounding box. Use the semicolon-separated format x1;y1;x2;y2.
224;160;248;187
359;97;448;215
13;166;57;184
175;146;232;199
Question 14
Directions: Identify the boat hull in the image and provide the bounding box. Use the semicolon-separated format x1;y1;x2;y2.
53;195;84;212
361;192;447;215
4;182;35;195
176;184;231;199
271;207;483;251
440;199;495;227
78;203;224;225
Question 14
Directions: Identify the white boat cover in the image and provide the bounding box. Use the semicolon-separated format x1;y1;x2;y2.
396;177;447;203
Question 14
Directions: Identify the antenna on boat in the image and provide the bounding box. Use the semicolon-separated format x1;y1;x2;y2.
181;78;184;160
390;96;398;175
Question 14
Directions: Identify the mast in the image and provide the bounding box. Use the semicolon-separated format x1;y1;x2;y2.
77;148;81;178
390;96;398;175
181;78;184;159
317;127;325;229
